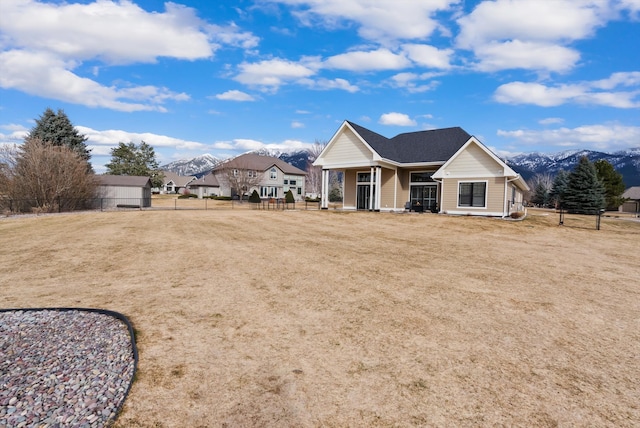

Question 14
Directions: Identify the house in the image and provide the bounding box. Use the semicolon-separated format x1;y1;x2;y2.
211;153;306;200
187;173;220;198
160;171;195;194
313;121;529;217
619;186;640;215
97;175;152;208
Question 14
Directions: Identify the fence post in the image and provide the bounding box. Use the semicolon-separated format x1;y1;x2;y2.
58;197;61;213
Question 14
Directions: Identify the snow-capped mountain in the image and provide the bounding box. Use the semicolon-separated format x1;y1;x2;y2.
507;148;640;187
160;154;221;177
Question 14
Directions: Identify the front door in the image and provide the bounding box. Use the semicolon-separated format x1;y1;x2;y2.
410;185;438;211
357;184;375;210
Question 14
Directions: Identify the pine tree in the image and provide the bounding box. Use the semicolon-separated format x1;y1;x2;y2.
105;141;164;188
549;170;569;209
285;189;295;203
248;189;261;203
594;159;626;210
564;156;605;214
531;182;549;207
27;108;91;168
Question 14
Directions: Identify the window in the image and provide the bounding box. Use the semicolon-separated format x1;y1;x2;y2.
270;168;277;180
232;169;238;177
289;180;296;186
260;186;278;198
297;188;302;195
248;170;257;178
410;172;434;183
357;172;375;182
283;179;288;185
459;182;486;207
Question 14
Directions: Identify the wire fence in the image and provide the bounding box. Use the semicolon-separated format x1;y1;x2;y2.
0;197;324;215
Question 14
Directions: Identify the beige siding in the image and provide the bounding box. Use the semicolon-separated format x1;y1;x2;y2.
441;177;506;214
343;170;357;207
323;128;374;165
444;143;503;177
396;169;409;207
380;168;395;209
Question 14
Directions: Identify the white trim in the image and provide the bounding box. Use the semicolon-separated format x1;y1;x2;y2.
457;180;488;209
445;210;505;216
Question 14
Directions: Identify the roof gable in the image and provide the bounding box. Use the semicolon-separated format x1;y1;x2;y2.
622;186;640;200
316;121;472;166
213;153;305;175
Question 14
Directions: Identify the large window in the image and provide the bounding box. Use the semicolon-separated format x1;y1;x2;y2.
458;182;486;207
270;168;277;180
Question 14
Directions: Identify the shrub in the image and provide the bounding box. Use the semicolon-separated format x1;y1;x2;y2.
248;190;261;203
510;211;525;219
285;189;295;203
212;196;232;201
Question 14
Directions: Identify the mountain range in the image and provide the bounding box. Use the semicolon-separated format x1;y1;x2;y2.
161;148;640;188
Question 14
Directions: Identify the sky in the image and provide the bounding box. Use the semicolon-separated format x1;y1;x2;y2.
1;0;639;173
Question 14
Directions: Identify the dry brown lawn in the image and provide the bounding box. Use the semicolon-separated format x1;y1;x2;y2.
1;209;638;427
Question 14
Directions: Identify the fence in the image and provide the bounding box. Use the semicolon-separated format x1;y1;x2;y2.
0;197;323;214
557;208;606;230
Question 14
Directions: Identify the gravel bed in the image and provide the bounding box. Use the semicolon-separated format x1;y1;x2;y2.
0;310;136;428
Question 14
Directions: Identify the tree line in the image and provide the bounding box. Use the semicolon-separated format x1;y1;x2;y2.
1;108;163;213
528;156;626;213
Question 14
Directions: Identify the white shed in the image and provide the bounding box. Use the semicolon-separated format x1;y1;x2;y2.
97;175;152;208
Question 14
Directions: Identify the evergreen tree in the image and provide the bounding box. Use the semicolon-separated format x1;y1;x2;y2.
549;170;569;209
248;189;261;203
531;182;549;207
285;189;295;203
594;159;626;210
27;108;91;168
105;141;164;188
564;156;605;214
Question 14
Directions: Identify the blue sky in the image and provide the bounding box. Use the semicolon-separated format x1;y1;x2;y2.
1;0;639;173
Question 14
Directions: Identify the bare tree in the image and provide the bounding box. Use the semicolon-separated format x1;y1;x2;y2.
306;140;326;197
216;159;264;200
4;138;98;212
526;172;554;204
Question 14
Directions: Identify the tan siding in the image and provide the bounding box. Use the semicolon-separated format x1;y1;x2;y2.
380;168;395;209
445;143;503;177
396;169;409;207
441;177;506;214
343;170;357;207
323;129;374;164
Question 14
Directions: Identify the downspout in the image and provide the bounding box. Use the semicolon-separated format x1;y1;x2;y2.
504;176;520;218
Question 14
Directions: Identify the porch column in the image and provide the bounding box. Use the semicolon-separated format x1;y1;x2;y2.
321;169;329;209
369;166;375;211
375;166;382;211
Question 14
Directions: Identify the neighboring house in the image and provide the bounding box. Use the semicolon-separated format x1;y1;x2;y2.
161;171;195;194
211;153;306;200
313;120;529;217
619;186;640;215
187;173;220;198
97;175;152;208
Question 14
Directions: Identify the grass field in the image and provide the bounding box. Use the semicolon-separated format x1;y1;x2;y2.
1;209;638;427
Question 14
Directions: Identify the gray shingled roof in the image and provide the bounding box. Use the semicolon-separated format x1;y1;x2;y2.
213;153;306;175
98;175;151;187
622;186;640;200
188;173;220;187
347;121;471;163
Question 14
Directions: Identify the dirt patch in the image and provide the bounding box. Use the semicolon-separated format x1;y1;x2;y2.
1;209;638;427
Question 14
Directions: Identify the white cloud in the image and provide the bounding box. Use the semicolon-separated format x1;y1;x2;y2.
215;90;256;101
0;51;189;112
266;0;459;43
456;0;610;73
401;44;454;69
539;118;565;125
494;73;640;108
77;126;208;152
299;77;359;92
212;138;312;152
472;40;580;73
379;112;416;126
497;123;640;152
0;0;256;110
390;72;441;93
235;58;316;91
0;123;29;143
291;121;305;128
324;48;410;71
